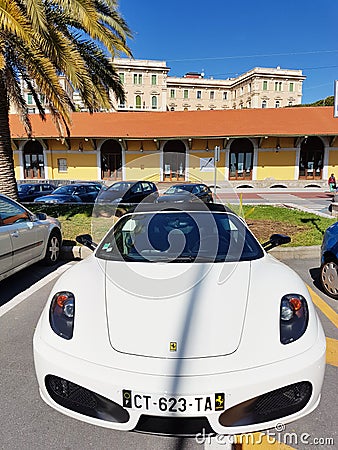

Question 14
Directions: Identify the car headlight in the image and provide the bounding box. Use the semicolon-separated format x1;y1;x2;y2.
280;294;308;344
49;292;75;340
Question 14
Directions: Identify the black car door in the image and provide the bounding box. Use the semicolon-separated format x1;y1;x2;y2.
125;182;144;203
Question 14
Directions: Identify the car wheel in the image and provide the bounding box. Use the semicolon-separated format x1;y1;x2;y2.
43;230;61;265
320;259;338;299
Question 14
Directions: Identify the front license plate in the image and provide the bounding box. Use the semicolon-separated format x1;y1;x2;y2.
122;390;225;413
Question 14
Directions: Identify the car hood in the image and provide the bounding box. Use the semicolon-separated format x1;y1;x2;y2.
157;193;193;203
99;190;128;202
105;260;251;358
36;194;72;201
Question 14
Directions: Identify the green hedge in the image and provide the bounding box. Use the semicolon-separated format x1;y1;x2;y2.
26;203;94;218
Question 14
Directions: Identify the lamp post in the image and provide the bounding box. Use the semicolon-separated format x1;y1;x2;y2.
214;146;220;197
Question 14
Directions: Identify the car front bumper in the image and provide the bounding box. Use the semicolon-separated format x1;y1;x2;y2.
33;322;326;436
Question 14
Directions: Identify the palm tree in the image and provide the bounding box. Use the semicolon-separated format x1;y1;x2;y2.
0;0;132;199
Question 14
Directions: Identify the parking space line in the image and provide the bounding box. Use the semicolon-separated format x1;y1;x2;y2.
326;337;338;367
0;263;74;318
308;286;338;328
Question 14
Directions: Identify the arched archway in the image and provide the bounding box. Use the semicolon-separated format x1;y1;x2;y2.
163;140;186;181
23;140;44;179
229;138;254;180
299;137;324;180
100;139;122;180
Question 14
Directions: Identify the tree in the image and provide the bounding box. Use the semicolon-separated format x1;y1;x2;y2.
0;0;132;199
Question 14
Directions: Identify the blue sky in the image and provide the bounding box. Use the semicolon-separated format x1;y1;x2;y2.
119;0;337;104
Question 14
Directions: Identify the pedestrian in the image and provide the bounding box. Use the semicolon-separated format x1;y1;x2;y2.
328;173;336;193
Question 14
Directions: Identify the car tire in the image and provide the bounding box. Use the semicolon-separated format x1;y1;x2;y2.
320;259;338;300
43;230;62;266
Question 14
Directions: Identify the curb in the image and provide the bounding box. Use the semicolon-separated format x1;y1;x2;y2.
60;245;93;260
61;244;321;261
270;245;320;260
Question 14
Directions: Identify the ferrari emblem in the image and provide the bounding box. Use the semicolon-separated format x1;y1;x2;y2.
170;342;177;352
215;393;225;410
122;389;132;408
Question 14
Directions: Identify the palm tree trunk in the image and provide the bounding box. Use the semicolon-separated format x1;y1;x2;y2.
0;71;18;200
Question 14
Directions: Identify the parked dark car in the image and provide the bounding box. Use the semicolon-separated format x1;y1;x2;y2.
157;183;213;204
320;221;338;299
18;183;56;202
34;183;101;204
97;181;159;204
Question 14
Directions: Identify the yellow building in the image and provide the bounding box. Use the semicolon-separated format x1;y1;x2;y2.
9;106;338;188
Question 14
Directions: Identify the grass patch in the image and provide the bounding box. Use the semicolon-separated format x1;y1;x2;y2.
241;205;336;246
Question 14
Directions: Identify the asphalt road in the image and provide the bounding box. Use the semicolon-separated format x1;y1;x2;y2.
0;257;337;450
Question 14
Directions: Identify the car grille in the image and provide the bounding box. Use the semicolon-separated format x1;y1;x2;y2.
219;381;312;427
45;375;129;423
134;415;215;436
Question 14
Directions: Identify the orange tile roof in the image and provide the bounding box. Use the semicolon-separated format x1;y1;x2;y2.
9;106;338;140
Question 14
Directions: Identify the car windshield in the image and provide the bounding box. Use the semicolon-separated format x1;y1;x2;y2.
17;185;31;193
96;211;264;263
164;185;193;194
108;182;134;193
53;185;76;195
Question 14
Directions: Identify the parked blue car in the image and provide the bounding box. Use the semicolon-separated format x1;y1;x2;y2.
34;183;101;204
18;183;56;202
320;221;338;299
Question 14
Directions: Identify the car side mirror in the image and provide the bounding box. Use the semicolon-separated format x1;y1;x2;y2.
262;233;291;251
76;234;97;250
35;212;47;221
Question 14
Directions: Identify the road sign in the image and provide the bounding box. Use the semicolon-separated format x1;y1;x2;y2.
215;145;220;162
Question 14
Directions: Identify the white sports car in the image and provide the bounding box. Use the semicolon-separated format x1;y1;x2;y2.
33;203;326;436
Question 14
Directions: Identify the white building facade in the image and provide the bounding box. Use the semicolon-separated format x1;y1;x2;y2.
11;59;306;114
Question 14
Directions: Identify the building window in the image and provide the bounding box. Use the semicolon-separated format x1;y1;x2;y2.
170;89;175;98
151;74;157;85
135;95;141;109
39;94;45;104
263;81;268;90
240;86;244;95
289;82;294;92
223;92;228;100
119;73;124;84
184;89;189;99
27;108;35;113
210;91;215;100
248;83;252;93
27;93;33;105
247;101;251;108
196;90;202;99
275;82;282;91
133;74;142;84
288;101;293;106
262;100;267;108
151;96;157;109
57;158;67;173
275;100;280;108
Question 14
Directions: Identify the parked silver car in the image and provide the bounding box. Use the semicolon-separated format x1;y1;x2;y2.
0;194;62;281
